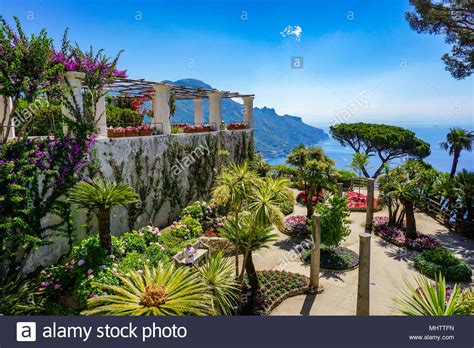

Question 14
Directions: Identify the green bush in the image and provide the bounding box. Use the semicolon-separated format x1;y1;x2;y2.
120;231;147;254
414;248;472;282
335;170;357;189
180;200;213;222
170;216;203;240
315;196;351;247
106;105;143;127
281;200;294;215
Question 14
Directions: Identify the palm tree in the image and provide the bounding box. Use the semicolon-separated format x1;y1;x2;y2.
387;180;419;239
394;273;468;316
219;216;277;291
248;177;294;230
82;263;210;316
455;169;474;222
212;161;259;276
197;252;240;315
287;146;335;219
68;179;138;252
441;128;474;178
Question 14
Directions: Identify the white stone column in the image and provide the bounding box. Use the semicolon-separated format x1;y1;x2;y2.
0;94;15;141
242;96;254;128
95;94;107;137
61;71;85;135
193;98;204;125
152;85;172;135
208;92;223;130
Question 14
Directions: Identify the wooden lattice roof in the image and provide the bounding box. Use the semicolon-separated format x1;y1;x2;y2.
105;78;254;100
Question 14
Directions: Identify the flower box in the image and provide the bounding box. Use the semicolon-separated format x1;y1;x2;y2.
125;128;140;137
107;128;125;138
227;123;247;130
139;129;152;136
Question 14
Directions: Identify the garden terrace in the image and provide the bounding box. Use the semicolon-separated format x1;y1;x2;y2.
0;73;255;141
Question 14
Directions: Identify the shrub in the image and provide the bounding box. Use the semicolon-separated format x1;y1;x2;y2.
170;216;203;240
180;200;213;221
106;105;143;127
414;248;472;282
120;231;147;254
282;215;309;237
335;169;357;189
302;244;359;270
315;196;351;247
281;200;294;215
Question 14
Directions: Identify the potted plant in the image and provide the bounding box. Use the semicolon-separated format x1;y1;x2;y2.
125;126;139;137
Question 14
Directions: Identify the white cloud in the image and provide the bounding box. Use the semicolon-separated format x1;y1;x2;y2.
280;25;302;42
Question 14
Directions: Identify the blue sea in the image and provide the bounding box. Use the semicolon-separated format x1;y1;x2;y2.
266;123;474;175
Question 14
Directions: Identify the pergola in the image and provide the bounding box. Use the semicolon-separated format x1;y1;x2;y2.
62;72;255;137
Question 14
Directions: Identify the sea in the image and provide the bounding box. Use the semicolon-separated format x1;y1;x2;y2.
266;123;474;175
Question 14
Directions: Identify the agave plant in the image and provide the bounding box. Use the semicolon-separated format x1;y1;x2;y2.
394;273;468;316
197;252;240;315
68;178;138;252
82;263;210;316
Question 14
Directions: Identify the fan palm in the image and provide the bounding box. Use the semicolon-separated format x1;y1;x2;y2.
441;128;473;178
197;252;240;315
68;178;138;252
394;273;468;316
82;263;210;316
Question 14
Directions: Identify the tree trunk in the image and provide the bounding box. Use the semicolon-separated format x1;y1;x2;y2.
404;202;417;240
245;252;259;294
450;151;460;178
306;201;314;219
97;208;112;253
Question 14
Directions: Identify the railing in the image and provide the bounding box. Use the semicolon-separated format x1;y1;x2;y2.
417;195;474;234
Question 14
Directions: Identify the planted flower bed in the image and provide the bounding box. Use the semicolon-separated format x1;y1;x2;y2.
281;215;310;238
414;247;472;282
302;244;359;271
107;125;154;138
240;271;309;315
226;122;247;130
373;216;440;251
346;190;379;211
172;123;212;133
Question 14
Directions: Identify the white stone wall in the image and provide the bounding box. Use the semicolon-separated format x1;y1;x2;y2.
23;130;253;273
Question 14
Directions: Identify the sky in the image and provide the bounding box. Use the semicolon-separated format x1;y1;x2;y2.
1;0;473;126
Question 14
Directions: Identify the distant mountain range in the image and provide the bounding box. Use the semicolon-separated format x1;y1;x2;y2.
168;79;328;158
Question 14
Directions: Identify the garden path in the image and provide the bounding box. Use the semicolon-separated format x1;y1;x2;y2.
253;190;474;315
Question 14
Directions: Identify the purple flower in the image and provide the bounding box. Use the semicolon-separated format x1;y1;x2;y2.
77;259;85;266
54;284;61;290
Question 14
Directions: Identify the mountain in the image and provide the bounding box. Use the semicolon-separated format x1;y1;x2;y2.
169;78;329;158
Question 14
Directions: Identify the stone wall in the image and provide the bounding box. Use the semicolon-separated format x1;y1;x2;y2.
23;129;253;272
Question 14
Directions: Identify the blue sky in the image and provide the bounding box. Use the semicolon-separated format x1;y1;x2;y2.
1;0;472;125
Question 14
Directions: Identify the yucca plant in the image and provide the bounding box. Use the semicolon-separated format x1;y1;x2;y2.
68;178;138;252
197;252;240;315
82;263;210;316
394;273;469;316
0;275;45;315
